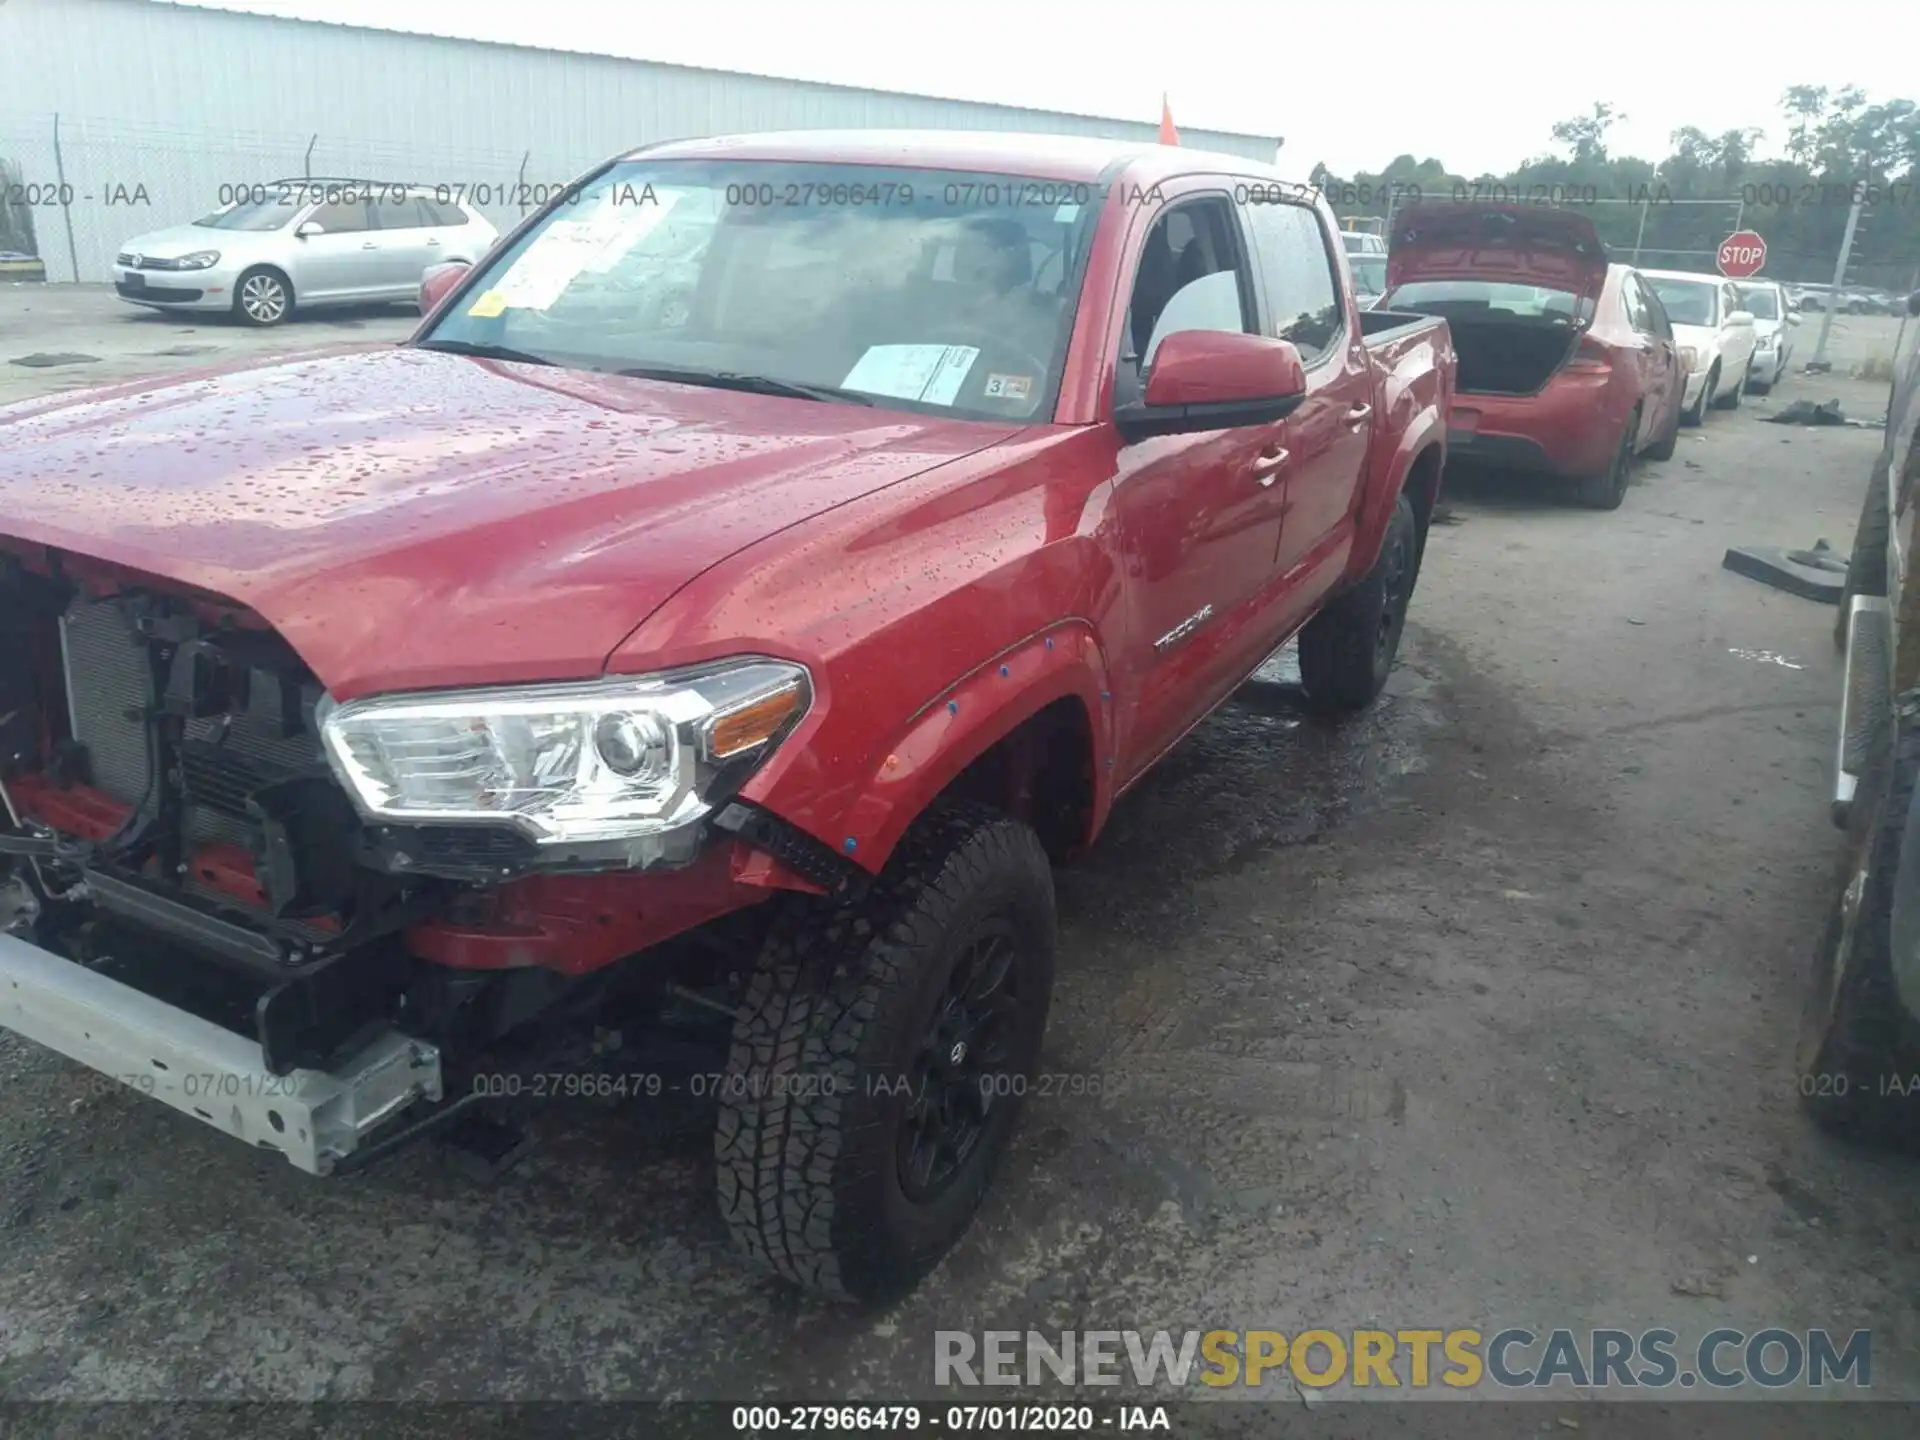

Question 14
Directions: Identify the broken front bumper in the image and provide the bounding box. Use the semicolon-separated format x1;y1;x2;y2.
0;930;443;1173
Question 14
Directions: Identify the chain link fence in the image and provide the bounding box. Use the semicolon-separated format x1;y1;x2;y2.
0;109;609;282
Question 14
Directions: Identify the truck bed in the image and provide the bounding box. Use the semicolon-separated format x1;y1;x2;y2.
1359;309;1452;417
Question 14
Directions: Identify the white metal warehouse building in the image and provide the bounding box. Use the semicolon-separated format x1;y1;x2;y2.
0;0;1284;283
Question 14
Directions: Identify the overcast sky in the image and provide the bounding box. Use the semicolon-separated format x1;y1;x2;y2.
165;0;1909;177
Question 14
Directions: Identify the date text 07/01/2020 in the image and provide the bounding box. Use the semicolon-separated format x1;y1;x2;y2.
729;1404;1171;1432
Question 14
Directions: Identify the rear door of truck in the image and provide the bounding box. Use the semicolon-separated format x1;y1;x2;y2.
1240;193;1375;595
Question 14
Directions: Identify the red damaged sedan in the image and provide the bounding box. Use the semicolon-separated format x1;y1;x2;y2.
1379;203;1686;510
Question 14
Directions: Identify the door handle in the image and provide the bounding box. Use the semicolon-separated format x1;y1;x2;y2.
361;241;378;249
426;238;441;246
1345;403;1373;428
1253;447;1289;486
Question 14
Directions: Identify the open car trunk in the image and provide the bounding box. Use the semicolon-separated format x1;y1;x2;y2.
1430;310;1582;396
1383;202;1605;397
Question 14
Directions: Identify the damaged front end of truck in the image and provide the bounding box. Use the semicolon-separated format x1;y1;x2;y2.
0;545;814;1174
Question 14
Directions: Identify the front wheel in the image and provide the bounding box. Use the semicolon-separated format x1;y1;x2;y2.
1684;368;1715;426
715;804;1057;1302
1298;490;1419;713
233;267;292;327
1714;359;1747;409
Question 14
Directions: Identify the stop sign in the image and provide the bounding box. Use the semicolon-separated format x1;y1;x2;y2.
1717;231;1768;278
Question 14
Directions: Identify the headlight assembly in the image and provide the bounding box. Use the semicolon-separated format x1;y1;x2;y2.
176;251;221;270
316;660;811;847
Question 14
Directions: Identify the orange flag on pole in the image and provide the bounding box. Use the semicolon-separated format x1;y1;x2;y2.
1159;94;1180;146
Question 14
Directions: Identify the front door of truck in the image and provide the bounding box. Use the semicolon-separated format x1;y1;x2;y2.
1243;196;1373;610
1107;189;1295;783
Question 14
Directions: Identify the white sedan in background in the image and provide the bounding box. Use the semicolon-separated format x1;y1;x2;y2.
1641;269;1760;424
1733;279;1800;393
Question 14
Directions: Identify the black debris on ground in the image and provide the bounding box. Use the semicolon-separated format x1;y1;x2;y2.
1765;399;1847;426
6;352;100;368
1722;540;1850;602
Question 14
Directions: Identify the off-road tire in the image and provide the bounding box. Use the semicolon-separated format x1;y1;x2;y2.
1714;359;1747;409
1644;390;1681;462
1796;708;1920;1145
1835;469;1891;650
715;803;1056;1302
1573;411;1637;510
1299;491;1419;713
1684;366;1716;426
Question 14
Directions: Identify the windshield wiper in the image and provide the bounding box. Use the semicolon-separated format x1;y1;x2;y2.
413;338;557;367
616;365;873;406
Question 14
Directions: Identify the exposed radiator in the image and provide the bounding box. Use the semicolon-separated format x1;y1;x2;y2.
58;598;328;850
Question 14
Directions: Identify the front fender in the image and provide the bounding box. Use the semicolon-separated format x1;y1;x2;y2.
744;620;1115;873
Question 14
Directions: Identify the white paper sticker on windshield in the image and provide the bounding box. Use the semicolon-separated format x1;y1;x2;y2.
1054;203;1081;224
490;247;583;311
489;191;689;307
842;345;981;406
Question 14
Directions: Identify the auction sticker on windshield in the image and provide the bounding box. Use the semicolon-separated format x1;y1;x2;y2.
473;189;687;313
843;345;981;406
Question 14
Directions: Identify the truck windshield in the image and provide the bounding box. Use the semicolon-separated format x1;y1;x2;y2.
416;159;1096;421
1735;285;1780;320
1351;256;1386;296
1646;278;1718;327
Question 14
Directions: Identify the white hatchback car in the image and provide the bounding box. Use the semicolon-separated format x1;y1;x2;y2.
1640;269;1760;424
115;181;500;326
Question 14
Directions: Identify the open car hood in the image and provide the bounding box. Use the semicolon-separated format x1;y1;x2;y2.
1386;203;1609;306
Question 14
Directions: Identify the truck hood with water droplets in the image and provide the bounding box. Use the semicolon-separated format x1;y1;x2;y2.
0;346;1016;700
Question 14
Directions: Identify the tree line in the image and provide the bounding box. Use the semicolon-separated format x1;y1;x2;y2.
1310;87;1920;291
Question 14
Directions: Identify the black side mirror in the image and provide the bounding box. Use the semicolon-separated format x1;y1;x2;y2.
1908;290;1920;318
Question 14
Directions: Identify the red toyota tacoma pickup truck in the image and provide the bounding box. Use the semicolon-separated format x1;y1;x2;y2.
0;131;1452;1301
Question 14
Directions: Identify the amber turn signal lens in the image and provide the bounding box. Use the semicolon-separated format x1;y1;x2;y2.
708;683;804;758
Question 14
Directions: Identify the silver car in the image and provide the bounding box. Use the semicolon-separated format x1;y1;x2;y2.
114;180;501;326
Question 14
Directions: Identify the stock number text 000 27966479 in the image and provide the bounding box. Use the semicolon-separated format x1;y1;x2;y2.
464;1070;1142;1102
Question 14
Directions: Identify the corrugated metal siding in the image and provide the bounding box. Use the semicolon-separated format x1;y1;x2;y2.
0;0;1281;281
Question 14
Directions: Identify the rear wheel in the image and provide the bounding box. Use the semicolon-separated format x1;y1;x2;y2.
1644;388;1681;462
715;804;1056;1302
1574;412;1637;510
1299;491;1419;713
